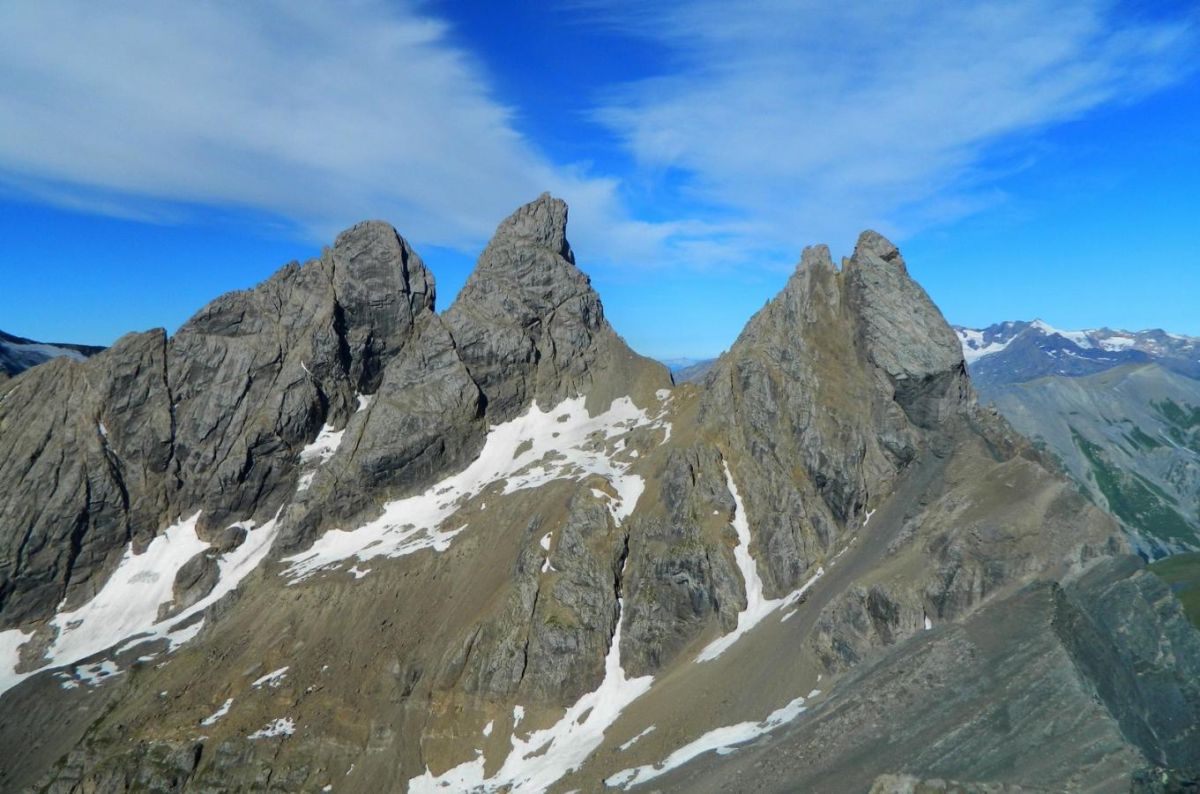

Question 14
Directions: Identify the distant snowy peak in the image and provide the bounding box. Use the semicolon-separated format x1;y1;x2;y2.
0;330;105;379
955;320;1200;387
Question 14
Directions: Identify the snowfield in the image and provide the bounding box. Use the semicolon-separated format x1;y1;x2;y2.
408;593;654;794
0;512;280;697
283;395;670;581
606;692;816;789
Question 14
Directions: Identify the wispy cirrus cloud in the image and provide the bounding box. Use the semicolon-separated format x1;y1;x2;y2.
0;0;686;264
589;0;1196;257
0;1;1193;278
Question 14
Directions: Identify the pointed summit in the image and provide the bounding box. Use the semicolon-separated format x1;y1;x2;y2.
850;229;904;269
842;230;966;419
487;191;574;262
445;195;667;420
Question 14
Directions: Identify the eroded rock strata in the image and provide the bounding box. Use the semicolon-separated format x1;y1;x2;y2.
0;195;1195;793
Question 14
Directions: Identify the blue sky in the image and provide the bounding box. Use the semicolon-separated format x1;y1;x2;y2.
0;1;1197;359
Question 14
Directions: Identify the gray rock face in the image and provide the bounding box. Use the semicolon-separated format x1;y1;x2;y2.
169;220;434;533
431;487;627;705
275;314;485;551
843;231;970;430
2;198;1198;794
621;443;744;677
651;558;1197;793
158;551;220;621
1053;557;1200;771
445;193;667;419
0;222;435;629
699;236;970;597
0;330;174;626
275;195;667;552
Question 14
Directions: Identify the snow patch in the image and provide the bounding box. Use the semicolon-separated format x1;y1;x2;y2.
619;726;656;751
296;423;345;489
606;694;811;788
409;594;653;793
696;463;824;662
1031;320;1093;349
283;397;669;582
483;720;494;737
0;511;281;697
1099;335;1135;351
56;660;122;690
957;328;1015;364
248;717;295;739
252;666;289;689
201;698;234;726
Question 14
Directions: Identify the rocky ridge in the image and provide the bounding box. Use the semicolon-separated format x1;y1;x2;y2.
956;319;1200;389
0;196;1195;792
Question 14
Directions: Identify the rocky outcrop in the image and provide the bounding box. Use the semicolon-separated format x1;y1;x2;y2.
644;558;1198;793
699;234;970;597
444;193;667;418
2;197;1197;794
0;330;174;626
168;220;434;533
621;443;744;677
0;222;435;628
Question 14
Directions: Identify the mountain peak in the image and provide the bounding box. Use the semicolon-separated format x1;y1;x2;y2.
851;229;904;270
958;318;1200;386
798;243;835;273
445;195;666;419
487;191;574;263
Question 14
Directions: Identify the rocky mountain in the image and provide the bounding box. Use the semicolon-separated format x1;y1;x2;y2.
0;330;104;381
956;319;1200;389
0;197;1197;792
958;321;1200;557
664;357;716;384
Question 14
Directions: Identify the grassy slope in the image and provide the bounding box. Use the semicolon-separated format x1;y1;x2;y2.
1148;552;1200;628
1070;427;1196;546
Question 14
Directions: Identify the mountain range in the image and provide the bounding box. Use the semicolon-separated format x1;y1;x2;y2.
0;196;1197;792
0;330;104;381
956;321;1200;558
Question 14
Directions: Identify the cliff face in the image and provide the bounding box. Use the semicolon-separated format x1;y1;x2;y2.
0;197;1195;793
0;221;435;629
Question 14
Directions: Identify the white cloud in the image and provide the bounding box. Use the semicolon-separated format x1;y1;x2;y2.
0;1;1192;276
0;0;674;263
591;0;1195;255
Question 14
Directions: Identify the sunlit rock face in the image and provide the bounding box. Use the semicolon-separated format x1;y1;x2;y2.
0;196;1196;794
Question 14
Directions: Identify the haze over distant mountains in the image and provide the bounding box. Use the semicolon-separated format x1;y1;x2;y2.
957;320;1200;388
0;330;103;381
956;320;1200;558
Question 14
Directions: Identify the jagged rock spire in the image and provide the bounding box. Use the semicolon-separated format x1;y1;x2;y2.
445;194;667;420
